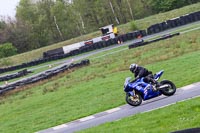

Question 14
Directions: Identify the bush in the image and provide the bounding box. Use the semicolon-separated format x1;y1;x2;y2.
0;43;17;58
130;21;139;31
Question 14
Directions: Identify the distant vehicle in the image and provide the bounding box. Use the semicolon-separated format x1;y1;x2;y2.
123;70;176;106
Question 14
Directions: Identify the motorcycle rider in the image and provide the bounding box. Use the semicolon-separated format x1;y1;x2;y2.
129;63;159;91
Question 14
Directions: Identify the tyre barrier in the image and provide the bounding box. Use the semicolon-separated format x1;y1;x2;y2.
0;69;32;82
128;39;145;49
129;33;180;49
147;10;200;35
0;53;72;74
0;59;90;95
125;30;147;41
43;47;64;58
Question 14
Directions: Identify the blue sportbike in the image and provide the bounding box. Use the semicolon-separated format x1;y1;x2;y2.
124;70;176;106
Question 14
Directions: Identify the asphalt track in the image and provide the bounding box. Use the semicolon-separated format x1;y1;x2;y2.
37;82;200;133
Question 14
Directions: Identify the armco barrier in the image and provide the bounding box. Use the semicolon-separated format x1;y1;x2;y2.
0;59;90;95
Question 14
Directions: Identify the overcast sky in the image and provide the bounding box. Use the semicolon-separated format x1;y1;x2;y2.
0;0;20;18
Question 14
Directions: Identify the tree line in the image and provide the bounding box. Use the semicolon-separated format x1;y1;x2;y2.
0;0;199;57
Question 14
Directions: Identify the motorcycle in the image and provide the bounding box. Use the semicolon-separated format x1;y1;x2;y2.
123;70;176;106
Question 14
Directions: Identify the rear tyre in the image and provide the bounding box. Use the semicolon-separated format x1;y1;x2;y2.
126;91;142;106
160;80;176;96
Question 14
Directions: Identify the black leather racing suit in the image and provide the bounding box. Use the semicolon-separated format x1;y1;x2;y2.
131;66;156;84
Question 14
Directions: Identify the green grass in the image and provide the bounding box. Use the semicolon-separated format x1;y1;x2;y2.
0;3;200;67
0;29;199;133
78;96;200;133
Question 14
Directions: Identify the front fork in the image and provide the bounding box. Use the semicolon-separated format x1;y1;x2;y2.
127;90;135;96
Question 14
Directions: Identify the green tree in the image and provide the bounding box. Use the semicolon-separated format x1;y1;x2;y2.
0;19;8;44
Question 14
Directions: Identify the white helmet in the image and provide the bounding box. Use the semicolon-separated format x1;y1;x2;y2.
129;63;138;73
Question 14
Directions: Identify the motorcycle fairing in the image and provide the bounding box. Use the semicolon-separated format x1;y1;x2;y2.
154;70;164;81
125;77;162;101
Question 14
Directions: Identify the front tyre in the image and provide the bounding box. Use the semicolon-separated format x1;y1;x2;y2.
126;91;142;106
160;80;176;96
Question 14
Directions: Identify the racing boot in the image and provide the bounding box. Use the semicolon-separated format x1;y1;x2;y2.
150;80;159;91
153;82;161;91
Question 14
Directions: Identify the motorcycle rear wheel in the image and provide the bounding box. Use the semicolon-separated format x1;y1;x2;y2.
160;80;176;96
126;92;142;106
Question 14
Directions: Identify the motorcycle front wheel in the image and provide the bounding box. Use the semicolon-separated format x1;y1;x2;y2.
126;91;142;106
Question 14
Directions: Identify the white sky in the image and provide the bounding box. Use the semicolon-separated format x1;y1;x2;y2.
0;0;20;18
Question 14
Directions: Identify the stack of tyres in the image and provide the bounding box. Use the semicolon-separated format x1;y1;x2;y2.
117;35;124;43
132;31;140;39
59;54;65;60
69;49;80;56
190;11;200;21
81;59;90;65
159;22;169;31
0;68;4;74
154;24;161;33
196;11;200;20
166;19;177;28
97;41;103;48
110;38;118;44
106;39;112;46
122;34;128;42
167;17;185;28
63;53;70;58
101;41;107;47
147;24;160;34
133;31;139;38
175;18;182;26
84;45;93;52
93;42;99;49
127;31;137;40
179;16;188;25
147;26;154;35
126;32;134;40
79;45;86;52
91;44;96;50
97;41;104;49
188;12;196;22
140;30;147;37
128;40;144;49
185;14;193;23
43;47;64;58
